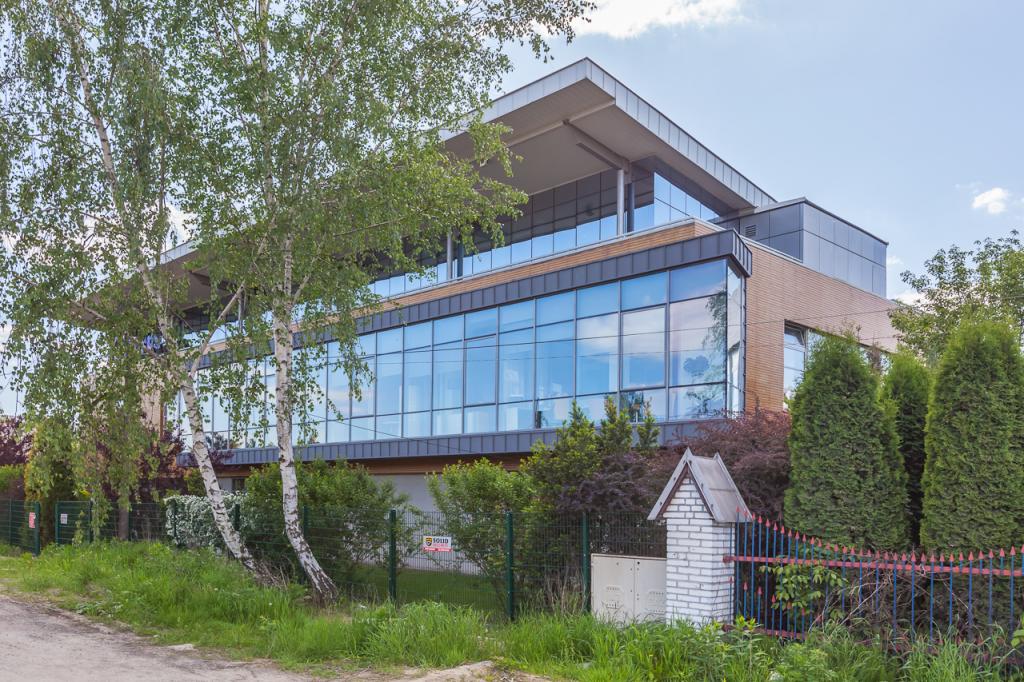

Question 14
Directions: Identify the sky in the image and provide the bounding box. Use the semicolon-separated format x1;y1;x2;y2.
503;0;1024;302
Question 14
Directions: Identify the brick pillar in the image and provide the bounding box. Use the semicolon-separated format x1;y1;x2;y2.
663;474;734;625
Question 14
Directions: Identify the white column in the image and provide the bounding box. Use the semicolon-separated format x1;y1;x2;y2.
663;476;735;625
445;232;454;279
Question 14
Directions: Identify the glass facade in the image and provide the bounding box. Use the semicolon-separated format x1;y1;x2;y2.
170;258;745;447
364;167;719;299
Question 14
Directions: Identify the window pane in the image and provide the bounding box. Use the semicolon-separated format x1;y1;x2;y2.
577;219;600;246
577;283;618;318
532;234;553;258
350;356;375;417
498;401;534;431
600;215;616;240
433;408;462;436
622;307;665;389
537;322;573;399
622;272;667;310
376;352;402;414
403;350;431;413
633;203;654;231
350;416;374;441
553;228;576;253
784;366;803;400
492;246;511;269
433;342;463;409
536;291;574;326
537;397;572;428
378;328;402;354
465;308;497;338
465;337;496;405
621;389;666;422
784;327;805;348
404;322;431;350
327;363;350;420
464;405;496;434
670;297;726;386
784;346;805;370
403;411;430;438
670;260;727;301
510;240;531;264
499;300;534;333
576;313;619;395
434;316;463;345
327;420;349;443
575;394;609;422
669;384;725;419
499;328;534;403
376;413;401;440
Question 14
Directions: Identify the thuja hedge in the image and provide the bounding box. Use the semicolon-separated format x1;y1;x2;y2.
880;353;930;546
784;334;909;550
921;319;1024;553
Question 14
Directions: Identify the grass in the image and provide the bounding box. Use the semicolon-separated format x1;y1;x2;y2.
0;541;1020;680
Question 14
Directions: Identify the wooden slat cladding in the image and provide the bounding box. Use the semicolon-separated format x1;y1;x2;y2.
744;244;896;412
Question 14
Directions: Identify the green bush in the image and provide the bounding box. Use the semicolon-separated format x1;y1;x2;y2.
22;418;78;546
881;352;931;545
241;459;415;585
784;334;909;550
164;493;244;550
920;319;1024;553
0;464;24;499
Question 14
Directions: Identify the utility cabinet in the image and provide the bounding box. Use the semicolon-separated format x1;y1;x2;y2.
591;554;666;623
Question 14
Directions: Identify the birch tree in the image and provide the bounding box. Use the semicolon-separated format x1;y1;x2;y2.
1;0;591;602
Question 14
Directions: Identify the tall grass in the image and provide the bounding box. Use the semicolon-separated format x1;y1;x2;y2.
0;542;1017;680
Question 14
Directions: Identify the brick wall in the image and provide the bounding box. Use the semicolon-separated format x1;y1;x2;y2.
744;243;897;412
662;474;734;624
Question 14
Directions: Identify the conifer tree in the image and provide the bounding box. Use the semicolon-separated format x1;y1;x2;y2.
784;335;909;550
920;320;1024;552
881;353;931;545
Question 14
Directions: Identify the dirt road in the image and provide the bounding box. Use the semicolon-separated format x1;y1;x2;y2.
0;595;536;682
0;595;306;681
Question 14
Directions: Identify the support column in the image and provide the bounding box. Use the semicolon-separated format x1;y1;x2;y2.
616;168;626;236
445;232;454;280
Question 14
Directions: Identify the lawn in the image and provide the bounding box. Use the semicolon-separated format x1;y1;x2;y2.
0;541;1017;680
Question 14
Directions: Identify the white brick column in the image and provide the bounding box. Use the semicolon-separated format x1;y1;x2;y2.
662;474;735;625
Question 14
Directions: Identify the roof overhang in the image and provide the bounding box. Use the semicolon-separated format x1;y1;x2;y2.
444;58;773;215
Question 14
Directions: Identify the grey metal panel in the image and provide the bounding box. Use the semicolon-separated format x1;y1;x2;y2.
768;203;801;237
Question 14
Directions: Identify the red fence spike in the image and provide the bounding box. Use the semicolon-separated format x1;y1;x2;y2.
969;552;974;562
901;553;907;562
989;550;994;560
1000;548;1006;558
959;552;965;562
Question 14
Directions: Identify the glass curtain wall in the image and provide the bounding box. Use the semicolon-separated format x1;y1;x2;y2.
170;258;745;447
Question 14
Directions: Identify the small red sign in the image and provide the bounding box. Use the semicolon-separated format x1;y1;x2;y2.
28;512;36;529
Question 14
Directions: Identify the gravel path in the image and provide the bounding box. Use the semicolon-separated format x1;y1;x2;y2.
0;595;309;681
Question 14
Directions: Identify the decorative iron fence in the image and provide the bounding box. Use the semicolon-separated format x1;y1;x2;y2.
0;499;40;556
728;513;1024;651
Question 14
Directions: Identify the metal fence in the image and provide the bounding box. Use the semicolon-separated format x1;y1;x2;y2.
54;501;165;545
0;499;40;556
728;513;1024;651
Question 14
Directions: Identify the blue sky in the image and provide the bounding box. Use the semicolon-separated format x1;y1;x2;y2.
505;0;1024;301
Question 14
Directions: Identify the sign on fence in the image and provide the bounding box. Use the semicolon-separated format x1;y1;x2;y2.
60;513;68;525
28;512;35;529
422;535;452;552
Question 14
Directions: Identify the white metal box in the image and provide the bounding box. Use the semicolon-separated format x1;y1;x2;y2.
591;553;666;623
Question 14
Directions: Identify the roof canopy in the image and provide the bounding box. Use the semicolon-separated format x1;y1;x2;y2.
648;448;749;523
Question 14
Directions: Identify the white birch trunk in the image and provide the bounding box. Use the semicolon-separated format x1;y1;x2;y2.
179;375;257;571
273;240;339;604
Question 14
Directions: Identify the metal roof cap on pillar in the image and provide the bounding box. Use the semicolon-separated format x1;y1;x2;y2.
648;448;749;523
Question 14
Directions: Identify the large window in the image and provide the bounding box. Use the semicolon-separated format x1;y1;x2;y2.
173;258;745;445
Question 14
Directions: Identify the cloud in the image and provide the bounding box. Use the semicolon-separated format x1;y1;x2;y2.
575;0;744;39
885;255;903;267
971;187;1011;215
893;290;925;306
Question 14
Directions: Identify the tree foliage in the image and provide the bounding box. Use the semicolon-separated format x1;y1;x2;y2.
784;335;909;550
920;320;1024;553
688;409;791;520
880;353;930;545
0;417;31;466
891;232;1024;365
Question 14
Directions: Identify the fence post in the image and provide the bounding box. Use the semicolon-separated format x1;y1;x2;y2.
54;501;61;546
505;511;516;621
88;500;94;543
581;513;591;613
33;502;40;556
7;499;13;546
388;509;397;603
